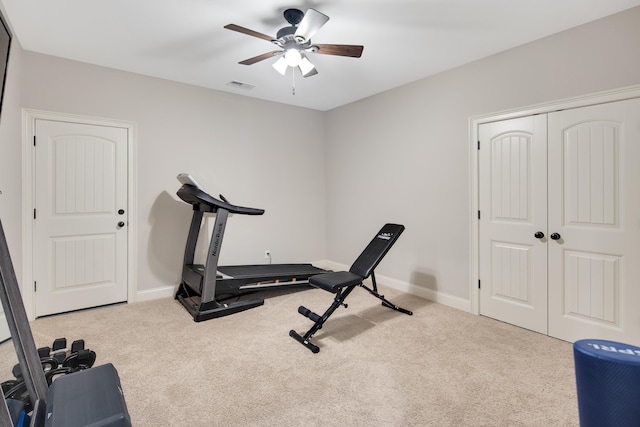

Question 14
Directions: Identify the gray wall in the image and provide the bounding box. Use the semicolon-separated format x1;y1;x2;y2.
2;47;327;298
324;6;640;302
1;5;639;307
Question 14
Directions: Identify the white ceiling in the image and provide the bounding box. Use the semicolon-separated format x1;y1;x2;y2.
2;0;640;111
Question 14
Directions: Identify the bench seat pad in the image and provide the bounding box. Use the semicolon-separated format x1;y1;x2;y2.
309;271;363;293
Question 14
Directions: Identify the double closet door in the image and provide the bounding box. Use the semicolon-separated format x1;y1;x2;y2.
479;98;640;346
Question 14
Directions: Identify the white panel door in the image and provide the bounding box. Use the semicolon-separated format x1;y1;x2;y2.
34;120;128;317
478;115;548;334
548;98;640;346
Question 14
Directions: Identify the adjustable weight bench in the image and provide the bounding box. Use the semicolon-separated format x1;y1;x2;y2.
289;223;413;353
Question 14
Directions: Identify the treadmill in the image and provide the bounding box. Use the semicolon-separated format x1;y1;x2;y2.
174;174;327;321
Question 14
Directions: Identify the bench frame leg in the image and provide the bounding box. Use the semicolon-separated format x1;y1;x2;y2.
361;272;413;316
289;273;412;353
289;285;356;353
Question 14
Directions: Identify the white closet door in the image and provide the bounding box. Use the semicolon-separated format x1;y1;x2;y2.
478;115;548;334
548;98;640;346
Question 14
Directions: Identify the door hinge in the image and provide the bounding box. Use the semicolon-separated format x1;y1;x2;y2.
33;135;36;146
33;209;36;219
34;281;37;292
477;140;480;150
478;279;481;289
477;210;481;219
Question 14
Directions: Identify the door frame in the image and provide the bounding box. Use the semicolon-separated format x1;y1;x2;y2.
21;109;137;320
469;84;640;316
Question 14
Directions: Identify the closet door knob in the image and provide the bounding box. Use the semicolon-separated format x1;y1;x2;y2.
117;221;125;228
534;231;544;239
550;232;561;240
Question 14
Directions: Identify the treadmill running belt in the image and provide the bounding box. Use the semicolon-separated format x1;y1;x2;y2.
218;264;326;279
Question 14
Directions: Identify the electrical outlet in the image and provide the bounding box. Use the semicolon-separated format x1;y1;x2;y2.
264;250;271;259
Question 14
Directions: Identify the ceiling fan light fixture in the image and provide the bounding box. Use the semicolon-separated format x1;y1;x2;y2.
272;56;288;75
284;48;302;67
299;57;316;76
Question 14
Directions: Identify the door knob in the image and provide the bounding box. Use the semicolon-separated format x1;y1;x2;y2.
118;209;125;215
550;232;561;240
534;231;544;239
117;221;125;228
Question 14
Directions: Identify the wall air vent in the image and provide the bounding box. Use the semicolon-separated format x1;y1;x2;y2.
226;81;255;90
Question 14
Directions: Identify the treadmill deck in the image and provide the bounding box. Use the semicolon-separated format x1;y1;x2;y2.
183;263;327;294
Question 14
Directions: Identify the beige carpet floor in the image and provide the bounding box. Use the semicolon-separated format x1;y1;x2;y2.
3;284;579;426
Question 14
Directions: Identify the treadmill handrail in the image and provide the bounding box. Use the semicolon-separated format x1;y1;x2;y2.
177;184;264;215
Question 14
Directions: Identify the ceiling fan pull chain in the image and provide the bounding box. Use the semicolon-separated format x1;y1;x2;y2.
292;68;296;95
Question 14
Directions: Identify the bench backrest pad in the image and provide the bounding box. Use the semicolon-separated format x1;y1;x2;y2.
349;223;405;279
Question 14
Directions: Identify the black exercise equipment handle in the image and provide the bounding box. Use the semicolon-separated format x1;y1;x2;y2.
177;184;264;216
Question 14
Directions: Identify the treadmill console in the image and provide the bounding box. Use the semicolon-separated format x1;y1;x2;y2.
176;173;265;216
177;173;203;190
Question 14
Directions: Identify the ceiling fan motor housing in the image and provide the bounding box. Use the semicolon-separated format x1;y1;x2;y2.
275;26;311;49
276;26;296;40
278;8;309;44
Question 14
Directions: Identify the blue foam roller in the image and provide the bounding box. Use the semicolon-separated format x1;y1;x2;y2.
573;339;640;426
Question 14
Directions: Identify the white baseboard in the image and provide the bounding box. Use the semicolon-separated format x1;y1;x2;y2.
311;259;346;271
135;285;175;302
132;262;472;313
381;275;471;312
311;259;471;313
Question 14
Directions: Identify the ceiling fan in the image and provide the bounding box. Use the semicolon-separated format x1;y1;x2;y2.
224;8;364;78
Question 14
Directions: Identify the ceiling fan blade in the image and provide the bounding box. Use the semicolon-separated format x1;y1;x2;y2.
224;24;274;42
294;9;329;41
239;51;282;65
315;44;364;58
